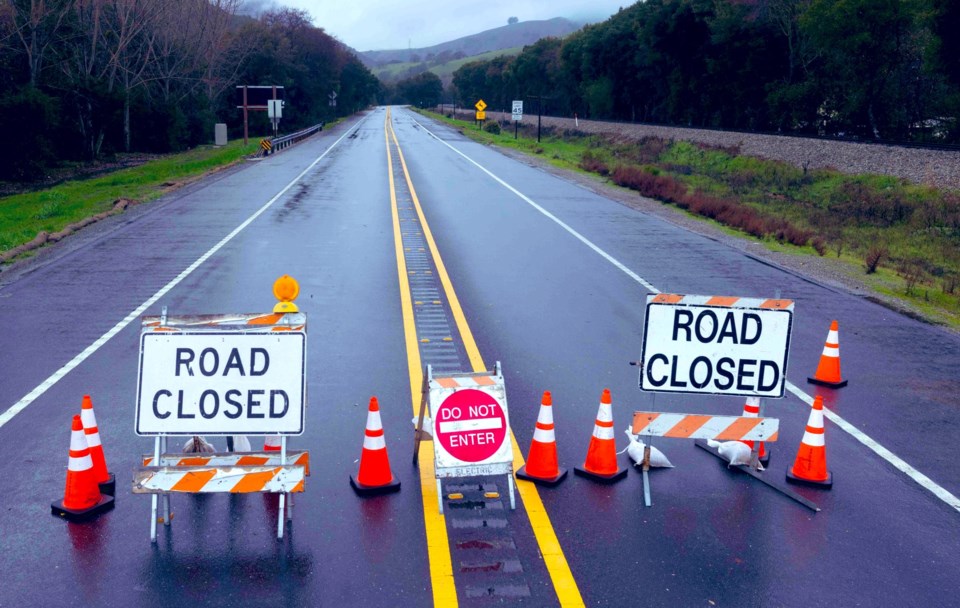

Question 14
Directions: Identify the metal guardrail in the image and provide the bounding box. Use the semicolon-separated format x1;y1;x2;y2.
259;123;324;156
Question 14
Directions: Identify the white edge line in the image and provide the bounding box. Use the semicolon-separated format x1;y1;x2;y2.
0;121;362;431
409;110;960;515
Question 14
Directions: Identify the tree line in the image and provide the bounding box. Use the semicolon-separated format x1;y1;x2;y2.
0;2;379;181
447;0;960;143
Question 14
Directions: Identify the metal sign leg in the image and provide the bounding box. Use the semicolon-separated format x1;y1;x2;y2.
160;435;171;526
437;479;443;515
150;436;160;543
277;437;287;540
642;443;653;507
507;474;516;510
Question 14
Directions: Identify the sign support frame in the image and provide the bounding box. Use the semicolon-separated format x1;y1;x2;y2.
636;291;818;511
140;304;302;543
415;362;515;514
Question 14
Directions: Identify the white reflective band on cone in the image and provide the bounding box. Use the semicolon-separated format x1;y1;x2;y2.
592;425;615;440
70;430;87;452
537;406;554;425
363;435;386;450
84;430;102;447
802;430;825;447
533;428;555;443
69;454;94;470
366;411;383;432
822;346;840;357
597;403;613;423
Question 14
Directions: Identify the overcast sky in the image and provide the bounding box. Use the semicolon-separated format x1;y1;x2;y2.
248;0;631;51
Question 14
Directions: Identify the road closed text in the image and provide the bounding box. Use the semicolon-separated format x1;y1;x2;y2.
136;332;305;435
640;298;792;398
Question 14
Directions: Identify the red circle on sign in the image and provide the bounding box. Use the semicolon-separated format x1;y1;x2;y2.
435;389;507;463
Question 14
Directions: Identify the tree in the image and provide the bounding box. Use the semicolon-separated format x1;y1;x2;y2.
508;16;518;25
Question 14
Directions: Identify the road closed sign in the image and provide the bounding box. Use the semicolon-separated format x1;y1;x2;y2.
639;294;794;398
430;372;513;478
136;331;305;435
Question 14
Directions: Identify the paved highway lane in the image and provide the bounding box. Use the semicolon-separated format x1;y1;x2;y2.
1;105;959;607
388;107;960;605
0;113;435;606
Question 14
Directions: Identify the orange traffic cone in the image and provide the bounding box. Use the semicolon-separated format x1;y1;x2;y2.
52;415;114;521
80;395;115;495
786;395;832;488
517;391;568;486
351;397;401;495
574;389;627;483
738;397;770;466
808;320;847;388
264;435;282;452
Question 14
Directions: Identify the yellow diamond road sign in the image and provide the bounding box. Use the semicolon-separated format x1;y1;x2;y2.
475;99;487;112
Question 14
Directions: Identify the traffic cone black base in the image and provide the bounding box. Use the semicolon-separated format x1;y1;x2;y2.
786;468;833;489
98;472;116;497
51;494;114;522
807;377;848;389
350;474;400;496
517;465;568;487
573;466;627;484
759;452;771;467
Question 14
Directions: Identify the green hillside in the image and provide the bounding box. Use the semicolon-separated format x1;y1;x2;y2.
375;47;522;84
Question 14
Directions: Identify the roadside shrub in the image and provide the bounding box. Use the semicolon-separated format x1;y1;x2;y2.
483;121;501;135
864;246;888;273
579;151;609;175
897;259;927;294
811;237;827;256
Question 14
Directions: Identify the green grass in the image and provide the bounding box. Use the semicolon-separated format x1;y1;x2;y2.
416;108;960;328
0;139;260;256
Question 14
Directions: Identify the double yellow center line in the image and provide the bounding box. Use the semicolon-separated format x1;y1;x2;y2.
384;107;584;607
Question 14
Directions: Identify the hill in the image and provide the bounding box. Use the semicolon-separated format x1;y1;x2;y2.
373;47;523;86
360;17;580;69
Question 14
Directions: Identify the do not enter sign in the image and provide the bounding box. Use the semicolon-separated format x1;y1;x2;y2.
435;389;507;462
428;370;514;479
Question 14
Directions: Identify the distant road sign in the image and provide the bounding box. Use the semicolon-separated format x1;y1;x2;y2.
476;110;486;121
267;99;283;119
475;99;487;112
512;100;523;121
235;85;284;109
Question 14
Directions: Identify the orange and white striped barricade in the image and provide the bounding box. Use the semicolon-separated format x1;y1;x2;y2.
628;411;799;507
133;276;308;542
636;294;818;511
413;363;515;513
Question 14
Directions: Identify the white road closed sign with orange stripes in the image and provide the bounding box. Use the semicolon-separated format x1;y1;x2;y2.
639;294;794;398
136;331;305;436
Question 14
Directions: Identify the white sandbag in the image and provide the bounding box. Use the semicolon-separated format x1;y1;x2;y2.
231;435;251;452
707;439;762;470
412;416;433;439
183;435;215;453
622;427;674;468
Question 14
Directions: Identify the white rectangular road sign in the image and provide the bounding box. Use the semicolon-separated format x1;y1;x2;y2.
512;100;523;121
136;332;305;436
639;294;794;398
267;99;283;119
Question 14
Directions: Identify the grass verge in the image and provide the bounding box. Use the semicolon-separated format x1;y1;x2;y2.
416;109;960;328
0;138;260;262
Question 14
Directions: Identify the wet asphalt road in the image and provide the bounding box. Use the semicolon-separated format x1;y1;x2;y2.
0;106;958;607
